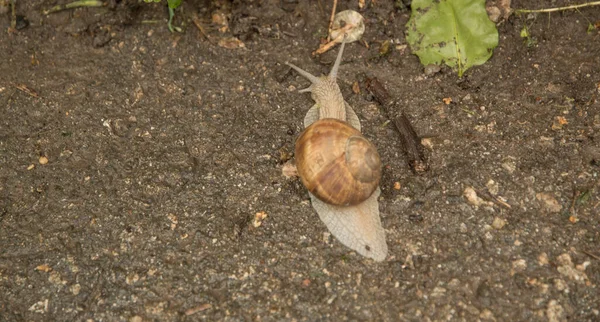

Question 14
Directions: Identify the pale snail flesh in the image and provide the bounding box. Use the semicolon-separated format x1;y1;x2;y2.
287;41;388;261
295;118;381;206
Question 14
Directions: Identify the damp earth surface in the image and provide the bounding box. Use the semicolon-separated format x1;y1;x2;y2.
1;0;599;321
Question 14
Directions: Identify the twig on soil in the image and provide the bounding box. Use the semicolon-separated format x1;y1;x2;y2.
582;250;600;261
192;13;213;43
316;0;325;16
282;31;297;38
365;77;429;174
10;0;16;30
15;84;39;98
43;0;104;15
515;1;600;14
569;190;580;218
185;303;212;316
474;186;512;209
312;23;354;56
0;250;47;259
327;0;338;42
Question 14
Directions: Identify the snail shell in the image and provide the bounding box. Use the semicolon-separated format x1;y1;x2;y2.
295;118;382;206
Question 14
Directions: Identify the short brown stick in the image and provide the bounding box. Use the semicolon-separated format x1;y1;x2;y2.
366;77;428;173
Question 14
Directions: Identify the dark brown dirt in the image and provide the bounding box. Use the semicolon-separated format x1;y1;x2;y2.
1;0;599;321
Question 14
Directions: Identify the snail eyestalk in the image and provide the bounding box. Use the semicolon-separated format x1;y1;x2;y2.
329;40;346;79
286;62;320;93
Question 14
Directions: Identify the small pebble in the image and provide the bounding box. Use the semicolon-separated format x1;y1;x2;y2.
211;11;228;26
486;179;499;195
424;64;441;76
464;187;487;207
126;273;139;285
576;261;590;272
536;193;562;213
556;253;588;283
501;157;517;174
431;286;447;298
281;162;298;178
35;264;52;272
420;138;433;150
352;81;360;94
486;6;501;23
39;156;48;165
479;309;495;320
70;284;81;295
253;211;267;228
551;116;568;130
491;217;506;230
553;279;567;291
546;300;565;322
538;252;549;266
511;259;527;275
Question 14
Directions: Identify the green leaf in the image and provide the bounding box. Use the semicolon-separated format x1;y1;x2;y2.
520;25;529;38
406;0;499;77
167;0;182;9
587;23;595;34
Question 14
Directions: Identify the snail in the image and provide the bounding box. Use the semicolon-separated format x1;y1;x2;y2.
287;41;388;261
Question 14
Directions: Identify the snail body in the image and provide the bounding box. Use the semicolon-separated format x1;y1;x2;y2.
287;41;388;261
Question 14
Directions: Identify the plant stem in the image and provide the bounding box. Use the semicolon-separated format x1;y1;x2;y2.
10;0;16;29
326;0;338;42
167;6;181;32
43;0;103;15
516;1;600;13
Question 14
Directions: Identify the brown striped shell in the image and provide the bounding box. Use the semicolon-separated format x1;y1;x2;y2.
295;118;382;206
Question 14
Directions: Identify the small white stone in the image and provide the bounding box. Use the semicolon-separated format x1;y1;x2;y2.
70;284;81;295
486;179;499;195
492;217;507;230
538;252;549;265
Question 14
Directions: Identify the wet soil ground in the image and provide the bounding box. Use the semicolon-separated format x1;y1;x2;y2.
0;0;599;321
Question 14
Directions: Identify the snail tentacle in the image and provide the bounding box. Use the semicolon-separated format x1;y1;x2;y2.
328;40;346;79
286;62;320;88
298;86;313;94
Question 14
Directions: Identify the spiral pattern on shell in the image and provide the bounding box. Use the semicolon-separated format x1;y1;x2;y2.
295;118;382;206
